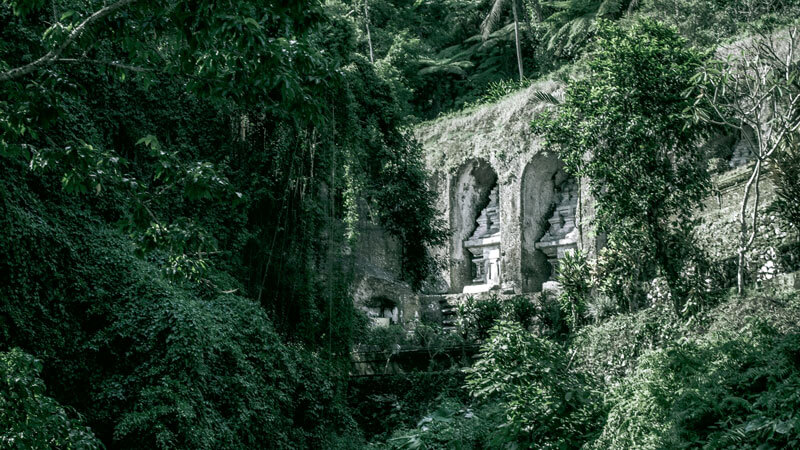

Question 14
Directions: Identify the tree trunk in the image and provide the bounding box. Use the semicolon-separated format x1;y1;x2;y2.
364;0;374;64
512;2;524;81
737;159;762;295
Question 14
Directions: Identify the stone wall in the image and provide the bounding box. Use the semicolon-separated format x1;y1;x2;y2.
413;78;597;295
695;164;799;284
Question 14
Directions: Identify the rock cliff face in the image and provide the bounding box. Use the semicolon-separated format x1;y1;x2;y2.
352;70;798;332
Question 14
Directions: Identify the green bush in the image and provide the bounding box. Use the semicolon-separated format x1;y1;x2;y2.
465;321;602;447
456;295;504;340
1;348;101;449
502;294;539;330
573;303;682;384
557;249;591;330
384;397;505;449
457;294;541;341
591;322;800;449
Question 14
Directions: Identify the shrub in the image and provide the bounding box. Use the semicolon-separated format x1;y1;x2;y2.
502;294;539;330
456;295;504;340
458;294;543;341
465;321;602;447
384;397;505;449
573;304;682;384
557;249;592;330
1;348;101;449
591;323;800;449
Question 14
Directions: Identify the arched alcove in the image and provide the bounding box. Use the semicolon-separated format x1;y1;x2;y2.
364;295;399;327
520;154;565;292
449;159;498;293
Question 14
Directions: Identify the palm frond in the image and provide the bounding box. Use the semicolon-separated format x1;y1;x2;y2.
533;90;562;105
597;0;622;17
417;58;474;78
481;0;509;40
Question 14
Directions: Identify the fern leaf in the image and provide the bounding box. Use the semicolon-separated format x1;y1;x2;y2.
597;0;621;17
533;91;562;105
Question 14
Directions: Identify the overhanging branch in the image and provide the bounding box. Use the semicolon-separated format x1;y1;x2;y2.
0;0;140;82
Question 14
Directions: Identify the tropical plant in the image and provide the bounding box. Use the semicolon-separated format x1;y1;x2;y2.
481;0;532;80
540;0;638;58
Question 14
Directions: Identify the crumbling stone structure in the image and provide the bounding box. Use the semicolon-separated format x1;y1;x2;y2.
350;78;798;333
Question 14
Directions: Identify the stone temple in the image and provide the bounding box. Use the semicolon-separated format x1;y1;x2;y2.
347;79;799;335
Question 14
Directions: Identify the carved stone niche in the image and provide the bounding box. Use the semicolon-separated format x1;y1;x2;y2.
364;296;399;327
463;187;501;294
730;125;756;168
535;177;579;283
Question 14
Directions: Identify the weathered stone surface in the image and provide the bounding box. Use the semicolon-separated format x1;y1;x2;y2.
694;164;799;286
352;47;799;334
413;78;598;295
535;176;579;280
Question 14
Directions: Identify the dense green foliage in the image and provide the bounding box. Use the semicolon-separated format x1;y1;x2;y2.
464;321;602;448
0;163;358;447
2;0;800;448
593;293;800;449
1;348;101;449
457;293;539;340
0;0;445;447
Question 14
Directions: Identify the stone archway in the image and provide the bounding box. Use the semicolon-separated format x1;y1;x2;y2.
449;159;498;293
520;154;565;292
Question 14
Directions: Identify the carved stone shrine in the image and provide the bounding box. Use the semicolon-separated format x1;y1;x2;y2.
535;177;579;282
463;187;501;293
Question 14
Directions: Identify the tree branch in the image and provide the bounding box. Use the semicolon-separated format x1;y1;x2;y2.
0;0;140;82
54;57;152;73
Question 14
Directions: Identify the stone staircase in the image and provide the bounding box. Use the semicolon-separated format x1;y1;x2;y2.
439;295;459;331
419;294;465;332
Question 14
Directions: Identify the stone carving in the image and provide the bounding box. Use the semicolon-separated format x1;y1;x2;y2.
535;177;579;281
730;128;755;168
463;187;501;293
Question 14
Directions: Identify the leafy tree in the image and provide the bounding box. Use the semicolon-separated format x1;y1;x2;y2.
689;26;800;294
534;19;711;314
